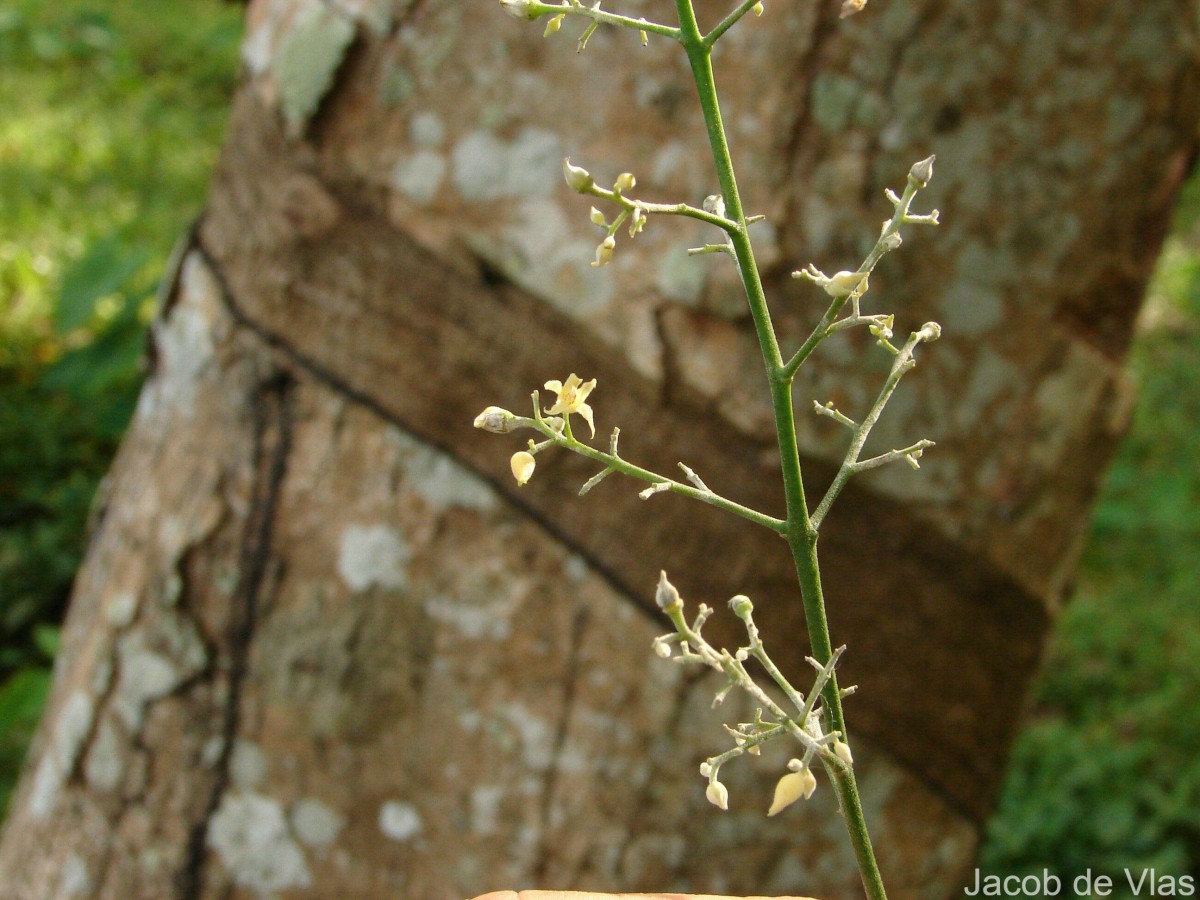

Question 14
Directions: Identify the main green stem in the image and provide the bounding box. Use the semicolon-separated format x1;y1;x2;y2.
672;3;887;897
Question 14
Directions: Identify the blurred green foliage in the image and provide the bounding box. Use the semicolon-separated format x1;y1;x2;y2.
979;184;1200;889
0;0;241;810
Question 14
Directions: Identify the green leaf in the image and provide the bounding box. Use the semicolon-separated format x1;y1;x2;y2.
0;668;51;736
55;237;146;336
31;625;59;660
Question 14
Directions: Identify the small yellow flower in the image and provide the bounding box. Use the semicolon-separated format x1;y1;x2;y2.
510;451;536;486
544;373;597;438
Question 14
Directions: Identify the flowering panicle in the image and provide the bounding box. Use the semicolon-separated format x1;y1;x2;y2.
485;4;947;894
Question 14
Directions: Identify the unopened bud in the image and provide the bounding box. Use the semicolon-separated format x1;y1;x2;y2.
706;780;729;811
767;767;817;816
499;0;538;19
833;740;854;766
590;207;607;227
614;172;636;193
753;2;764;15
702;194;726;217
563;157;594;193
699;762;712;777
839;0;867;18
655;571;682;610
882;232;903;251
908;154;935;187
543;13;564;36
510;451;536;486
917;321;942;342
728;594;753;621
591;235;616;267
474;406;518;433
653;639;672;659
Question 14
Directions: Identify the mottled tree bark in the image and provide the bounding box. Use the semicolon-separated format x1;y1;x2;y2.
2;1;1197;898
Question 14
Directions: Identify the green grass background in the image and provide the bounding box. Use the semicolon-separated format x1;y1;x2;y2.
0;0;1197;890
0;0;241;810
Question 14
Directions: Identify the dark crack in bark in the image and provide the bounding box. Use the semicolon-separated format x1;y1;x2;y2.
176;372;295;900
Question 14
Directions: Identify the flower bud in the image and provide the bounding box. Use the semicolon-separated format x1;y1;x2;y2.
590;206;607;227
702;194;726;217
655;570;682;610
767;767;817;816
473;406;517;434
753;2;764;15
543;13;564;36
882;232;903;251
614;172;636;192
699;762;712;777
591;235;616;267
908;154;935;187
706;780;729;811
510;451;536;486
728;594;753;620
833;739;854;766
653;639;672;659
499;0;538;19
918;321;942;342
563;157;594;193
823;270;868;298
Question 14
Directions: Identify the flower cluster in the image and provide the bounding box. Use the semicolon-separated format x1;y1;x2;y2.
651;572;856;818
563;159;648;268
473;373;599;489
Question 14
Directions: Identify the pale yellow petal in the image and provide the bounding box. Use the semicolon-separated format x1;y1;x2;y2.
578;402;595;438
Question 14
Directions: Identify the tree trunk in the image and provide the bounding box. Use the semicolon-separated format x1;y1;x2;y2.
3;1;1197;897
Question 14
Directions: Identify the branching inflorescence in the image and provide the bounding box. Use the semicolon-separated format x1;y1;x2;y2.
476;2;940;898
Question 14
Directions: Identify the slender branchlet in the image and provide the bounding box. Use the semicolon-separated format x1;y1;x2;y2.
476;3;939;898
